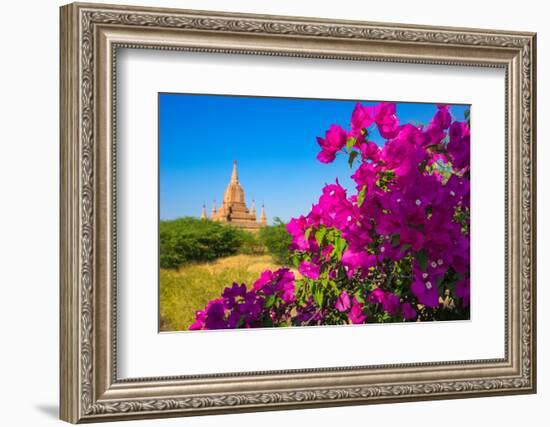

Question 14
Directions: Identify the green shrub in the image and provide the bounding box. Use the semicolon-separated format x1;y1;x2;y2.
236;231;266;256
160;217;251;269
160;217;294;269
259;217;292;265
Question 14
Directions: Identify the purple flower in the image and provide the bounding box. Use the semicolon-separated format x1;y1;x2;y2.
367;288;385;304
432;105;452;129
274;269;297;303
367;289;400;316
380;125;427;179
351;102;375;133
299;260;321;279
455;278;470;307
204;301;228;329
374;102;400;139
348;297;367;324
222;282;247;298
426;105;451;144
401;302;417;320
253;270;274;291
351;162;379;194
321;244;334;261
335;290;351;312
317;149;337;163
342;249;376;278
448;121;470;170
188;310;206;330
381;292;400;315
316;124;348;164
359;140;380;162
410;276;439;308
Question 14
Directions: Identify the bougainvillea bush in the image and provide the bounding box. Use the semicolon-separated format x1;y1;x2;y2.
189;102;470;330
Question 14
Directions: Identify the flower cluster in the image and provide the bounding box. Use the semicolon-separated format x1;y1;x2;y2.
189;268;296;329
189;102;470;330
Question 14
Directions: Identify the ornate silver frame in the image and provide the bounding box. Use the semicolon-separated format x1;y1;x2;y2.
60;2;537;423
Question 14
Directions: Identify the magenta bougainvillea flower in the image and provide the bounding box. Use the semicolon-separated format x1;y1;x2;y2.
410;273;440;308
448;121;470;171
348;297;367;324
401;302;417;320
351;102;375;135
189;101;470;330
342;249;377;278
316;124;348;163
298;261;321;280
335;290;351;312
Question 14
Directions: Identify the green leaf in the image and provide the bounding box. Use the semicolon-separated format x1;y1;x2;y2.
334;236;347;256
236;316;245;328
354;293;365;304
265;295;276;308
346;137;356;151
304;227;312;241
418;159;428;172
391;234;401;246
313;286;324;307
348;150;359;169
315;227;327;246
415;249;428;271
357;185;367;207
262;317;274;328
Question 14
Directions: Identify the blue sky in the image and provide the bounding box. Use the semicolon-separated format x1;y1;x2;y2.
159;93;469;224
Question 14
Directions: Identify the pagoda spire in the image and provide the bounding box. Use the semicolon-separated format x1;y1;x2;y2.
200;203;207;220
250;198;256;217
230;160;238;183
259;203;267;226
211;200;217;220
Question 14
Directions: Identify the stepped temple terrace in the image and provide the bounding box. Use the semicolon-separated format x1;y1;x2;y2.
201;161;266;232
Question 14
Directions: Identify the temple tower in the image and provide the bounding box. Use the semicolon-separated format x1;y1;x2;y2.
250;199;257;218
205;161;266;231
260;204;267;226
211;201;217;220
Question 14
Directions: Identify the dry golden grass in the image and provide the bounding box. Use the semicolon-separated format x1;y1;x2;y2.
159;254;285;331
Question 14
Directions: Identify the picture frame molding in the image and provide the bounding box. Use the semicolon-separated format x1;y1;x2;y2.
60;2;536;423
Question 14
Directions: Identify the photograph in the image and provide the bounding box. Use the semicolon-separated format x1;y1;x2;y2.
56;2;537;422
159;94;471;331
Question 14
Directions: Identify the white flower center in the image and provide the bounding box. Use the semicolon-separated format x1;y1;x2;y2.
397;198;401;203
347;215;352;222
380;247;385;252
425;281;433;290
415;199;421;206
437;259;443;265
330;190;335;196
431;261;437;268
450;191;456;196
422;273;428;279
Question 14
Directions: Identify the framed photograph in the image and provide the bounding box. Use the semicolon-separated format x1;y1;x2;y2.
60;2;537;423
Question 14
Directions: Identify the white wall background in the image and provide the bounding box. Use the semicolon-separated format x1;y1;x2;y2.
0;0;546;425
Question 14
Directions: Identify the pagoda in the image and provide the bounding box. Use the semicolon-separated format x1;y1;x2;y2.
205;161;266;232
